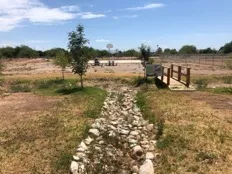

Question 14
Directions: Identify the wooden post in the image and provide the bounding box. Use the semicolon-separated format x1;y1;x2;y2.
178;66;181;81
171;64;173;78
167;68;170;86
186;68;191;87
161;67;164;82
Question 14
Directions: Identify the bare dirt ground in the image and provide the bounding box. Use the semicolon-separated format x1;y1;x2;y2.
2;58;231;78
0;93;61;131
2;58;144;76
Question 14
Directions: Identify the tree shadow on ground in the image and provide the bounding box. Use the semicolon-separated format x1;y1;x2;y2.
56;87;83;95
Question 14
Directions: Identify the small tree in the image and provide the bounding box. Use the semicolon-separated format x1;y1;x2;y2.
139;44;151;78
54;51;69;80
68;24;89;88
139;44;151;63
179;45;197;54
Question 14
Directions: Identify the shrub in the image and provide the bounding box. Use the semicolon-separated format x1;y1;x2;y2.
10;84;31;92
194;79;208;89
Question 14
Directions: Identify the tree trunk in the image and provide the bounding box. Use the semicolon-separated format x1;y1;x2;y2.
62;68;64;81
80;74;83;89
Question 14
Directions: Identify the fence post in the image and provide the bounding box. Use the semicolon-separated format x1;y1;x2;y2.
186;68;191;87
167;68;170;86
161;67;164;82
171;64;173;78
178;66;181;81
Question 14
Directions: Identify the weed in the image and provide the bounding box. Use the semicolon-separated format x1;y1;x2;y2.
209;87;232;94
194;78;209;89
10;84;31;92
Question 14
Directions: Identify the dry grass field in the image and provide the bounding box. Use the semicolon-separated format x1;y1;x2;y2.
137;90;232;174
0;57;231;173
0;76;107;173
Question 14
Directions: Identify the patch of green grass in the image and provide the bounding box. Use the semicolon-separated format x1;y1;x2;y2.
137;91;157;124
193;78;209;89
10;84;31;92
208;87;232;95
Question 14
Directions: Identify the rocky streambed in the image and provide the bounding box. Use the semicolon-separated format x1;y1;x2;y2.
70;86;159;174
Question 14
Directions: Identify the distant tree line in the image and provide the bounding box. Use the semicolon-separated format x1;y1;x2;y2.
0;41;231;59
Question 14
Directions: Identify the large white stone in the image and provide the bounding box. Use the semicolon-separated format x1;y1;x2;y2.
70;161;79;174
120;129;130;135
146;152;155;160
85;136;93;145
147;124;154;131
79;142;88;150
130;131;139;136
89;128;100;137
139;159;154;174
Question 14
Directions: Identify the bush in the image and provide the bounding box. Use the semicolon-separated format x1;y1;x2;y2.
10;84;31;92
194;79;208;89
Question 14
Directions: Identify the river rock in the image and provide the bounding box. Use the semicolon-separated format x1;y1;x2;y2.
139;159;154;174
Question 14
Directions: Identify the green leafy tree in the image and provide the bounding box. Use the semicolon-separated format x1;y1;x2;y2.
68;24;89;89
44;48;67;58
139;44;151;62
164;48;171;54
164;48;178;54
156;47;163;55
179;45;197;54
17;45;38;58
139;44;151;78
54;51;70;80
1;47;15;58
199;47;217;54
220;41;232;54
123;49;140;57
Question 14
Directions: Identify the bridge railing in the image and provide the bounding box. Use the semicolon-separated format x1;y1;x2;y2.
161;66;171;86
170;64;191;87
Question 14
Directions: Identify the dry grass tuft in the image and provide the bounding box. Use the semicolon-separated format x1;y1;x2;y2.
138;90;232;174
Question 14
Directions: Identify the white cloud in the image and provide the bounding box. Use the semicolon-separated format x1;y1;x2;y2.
79;12;105;19
96;39;110;43
0;0;105;31
113;15;138;20
124;15;138;18
61;5;79;12
123;3;164;11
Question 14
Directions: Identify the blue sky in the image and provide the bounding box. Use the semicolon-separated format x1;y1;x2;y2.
0;0;231;51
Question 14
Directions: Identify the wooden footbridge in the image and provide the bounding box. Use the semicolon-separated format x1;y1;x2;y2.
157;64;196;91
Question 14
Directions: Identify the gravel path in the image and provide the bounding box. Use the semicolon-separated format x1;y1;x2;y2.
70;86;158;174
